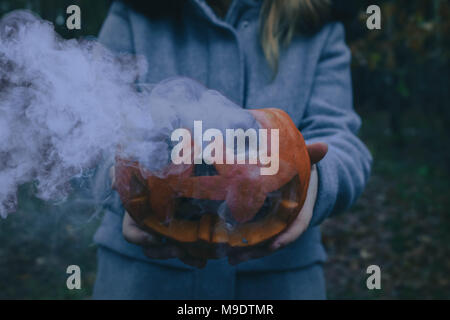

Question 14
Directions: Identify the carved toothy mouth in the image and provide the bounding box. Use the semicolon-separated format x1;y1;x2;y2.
173;163;285;226
172;181;286;228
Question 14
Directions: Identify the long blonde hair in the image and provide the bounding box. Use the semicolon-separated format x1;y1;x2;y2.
260;0;332;71
208;0;332;71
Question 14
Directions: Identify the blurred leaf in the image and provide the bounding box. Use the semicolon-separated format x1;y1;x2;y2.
396;80;410;98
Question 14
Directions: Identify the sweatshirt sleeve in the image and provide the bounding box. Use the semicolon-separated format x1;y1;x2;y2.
299;22;373;227
98;1;134;54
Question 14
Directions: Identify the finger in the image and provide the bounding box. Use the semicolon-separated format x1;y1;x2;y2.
270;166;318;250
122;211;162;246
228;247;270;266
306;142;328;165
142;244;183;260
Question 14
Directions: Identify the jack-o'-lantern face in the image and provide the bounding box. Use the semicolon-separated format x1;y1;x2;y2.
114;108;311;259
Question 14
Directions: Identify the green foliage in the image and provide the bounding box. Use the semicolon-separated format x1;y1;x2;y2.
350;0;450;136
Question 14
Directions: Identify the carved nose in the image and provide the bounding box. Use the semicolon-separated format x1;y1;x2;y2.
194;163;218;176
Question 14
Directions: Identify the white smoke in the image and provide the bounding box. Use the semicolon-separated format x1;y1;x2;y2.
0;10;256;218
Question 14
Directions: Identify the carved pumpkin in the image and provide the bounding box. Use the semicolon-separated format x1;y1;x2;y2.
114;108;311;259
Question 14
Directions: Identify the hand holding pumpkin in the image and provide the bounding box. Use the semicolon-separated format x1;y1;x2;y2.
122;211;208;268
113;141;327;268
111;166;208;268
113;108;328;268
227;143;327;265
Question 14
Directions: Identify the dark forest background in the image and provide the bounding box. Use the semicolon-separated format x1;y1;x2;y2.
0;0;449;299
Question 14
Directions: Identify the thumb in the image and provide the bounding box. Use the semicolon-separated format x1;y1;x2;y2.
306;142;328;165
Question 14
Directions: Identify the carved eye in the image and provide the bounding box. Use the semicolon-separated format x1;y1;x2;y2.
129;174;147;198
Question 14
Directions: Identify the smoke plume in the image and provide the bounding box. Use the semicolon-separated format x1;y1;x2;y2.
0;10;256;217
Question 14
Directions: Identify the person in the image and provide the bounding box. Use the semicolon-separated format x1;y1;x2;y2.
92;0;372;299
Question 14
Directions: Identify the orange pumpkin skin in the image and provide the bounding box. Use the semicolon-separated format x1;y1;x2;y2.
114;108;311;259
